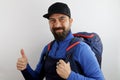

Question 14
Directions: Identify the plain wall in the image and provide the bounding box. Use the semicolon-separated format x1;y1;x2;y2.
0;0;120;80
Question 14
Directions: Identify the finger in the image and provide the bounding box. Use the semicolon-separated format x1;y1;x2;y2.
59;59;66;65
17;65;25;71
16;62;24;69
56;66;62;73
56;63;64;70
17;58;24;62
17;61;26;66
17;64;24;68
16;62;27;71
56;61;60;65
21;49;26;58
56;68;59;74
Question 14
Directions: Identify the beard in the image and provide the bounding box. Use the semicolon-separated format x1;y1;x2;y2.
51;27;70;41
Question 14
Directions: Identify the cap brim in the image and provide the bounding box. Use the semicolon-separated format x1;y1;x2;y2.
43;14;51;19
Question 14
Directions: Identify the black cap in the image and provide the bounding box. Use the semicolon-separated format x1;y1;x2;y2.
43;2;71;19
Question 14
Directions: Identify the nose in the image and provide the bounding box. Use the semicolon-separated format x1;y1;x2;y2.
54;20;61;28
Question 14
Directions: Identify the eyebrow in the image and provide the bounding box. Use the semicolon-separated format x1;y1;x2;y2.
49;16;67;20
49;17;55;20
60;16;66;19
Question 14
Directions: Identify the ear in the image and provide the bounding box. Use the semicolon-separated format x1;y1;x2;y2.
70;18;73;23
69;18;73;27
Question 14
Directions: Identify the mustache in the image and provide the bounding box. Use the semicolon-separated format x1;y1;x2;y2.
53;27;64;31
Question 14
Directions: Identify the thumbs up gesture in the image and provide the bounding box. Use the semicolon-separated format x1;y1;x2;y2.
16;49;28;71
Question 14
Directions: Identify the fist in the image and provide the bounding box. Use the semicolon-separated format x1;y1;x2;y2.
56;59;71;79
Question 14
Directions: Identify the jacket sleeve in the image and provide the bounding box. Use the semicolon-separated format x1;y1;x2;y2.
21;46;48;80
21;64;38;80
67;42;105;80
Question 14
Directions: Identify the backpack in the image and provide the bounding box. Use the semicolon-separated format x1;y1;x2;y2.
38;32;103;79
72;32;103;68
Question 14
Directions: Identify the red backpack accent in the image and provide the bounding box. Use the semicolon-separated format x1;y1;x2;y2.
66;41;80;51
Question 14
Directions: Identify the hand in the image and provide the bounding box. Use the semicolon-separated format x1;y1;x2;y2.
16;49;28;71
56;59;71;79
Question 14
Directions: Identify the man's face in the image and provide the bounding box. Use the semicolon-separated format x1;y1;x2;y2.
49;13;73;41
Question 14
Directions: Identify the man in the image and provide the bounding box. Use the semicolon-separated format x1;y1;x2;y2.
17;2;104;80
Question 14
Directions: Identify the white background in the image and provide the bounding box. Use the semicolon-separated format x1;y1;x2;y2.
0;0;120;80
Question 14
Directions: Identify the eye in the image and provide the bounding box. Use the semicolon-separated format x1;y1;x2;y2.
59;16;66;21
49;18;55;23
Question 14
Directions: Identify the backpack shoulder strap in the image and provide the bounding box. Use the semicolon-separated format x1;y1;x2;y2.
65;37;80;63
65;38;85;74
66;38;80;51
43;40;55;60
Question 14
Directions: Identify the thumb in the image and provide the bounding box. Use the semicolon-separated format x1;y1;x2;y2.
21;49;26;58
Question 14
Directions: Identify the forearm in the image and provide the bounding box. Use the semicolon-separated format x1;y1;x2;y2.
67;71;104;80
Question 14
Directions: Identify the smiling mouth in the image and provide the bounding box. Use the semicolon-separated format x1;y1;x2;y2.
55;29;63;33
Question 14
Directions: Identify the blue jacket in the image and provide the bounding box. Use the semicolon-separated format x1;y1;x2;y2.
21;31;104;80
